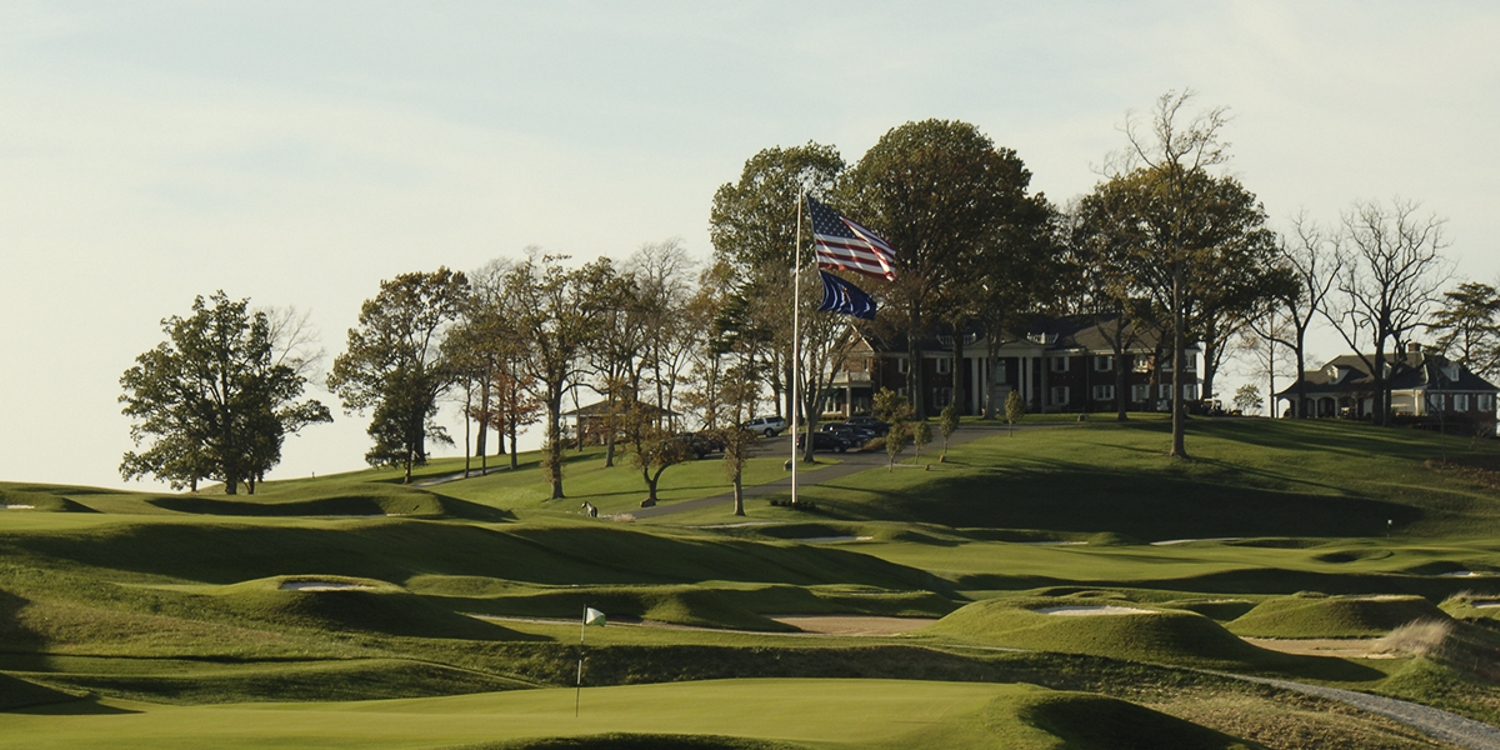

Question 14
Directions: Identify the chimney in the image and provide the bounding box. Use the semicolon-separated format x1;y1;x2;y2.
1409;342;1422;354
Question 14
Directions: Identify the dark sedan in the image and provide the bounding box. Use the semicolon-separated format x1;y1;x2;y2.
796;431;853;453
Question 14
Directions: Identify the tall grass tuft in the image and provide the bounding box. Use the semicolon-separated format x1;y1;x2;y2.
1371;619;1453;657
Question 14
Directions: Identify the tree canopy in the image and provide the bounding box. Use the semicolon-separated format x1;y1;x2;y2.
327;268;470;483
120;291;331;494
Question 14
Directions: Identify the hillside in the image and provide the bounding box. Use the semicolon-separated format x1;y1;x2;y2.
3;417;1500;749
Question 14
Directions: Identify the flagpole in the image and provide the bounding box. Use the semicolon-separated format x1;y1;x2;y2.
791;190;803;506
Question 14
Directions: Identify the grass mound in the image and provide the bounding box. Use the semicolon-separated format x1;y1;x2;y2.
460;734;807;750
12;657;532;705
149;487;448;517
1228;592;1451;638
210;576;529;640
924;597;1268;668
0;672;87;710
0;488;93;512
991;689;1264;749
419;577;958;630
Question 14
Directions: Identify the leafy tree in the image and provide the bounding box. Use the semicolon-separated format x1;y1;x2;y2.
711;143;844;417
328;269;468;483
502;252;612;500
885;422;909;471
843;119;1050;418
1090;90;1284;456
939;402;959;458
1005;388;1026;434
872;387;913;424
1324;199;1453;425
618;398;695;505
1428;281;1500;380
1233;383;1264;415
121;291;330;494
912;420;932;458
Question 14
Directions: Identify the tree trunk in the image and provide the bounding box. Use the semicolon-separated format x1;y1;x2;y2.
1170;261;1190;458
546;394;564;499
732;472;744;516
509;419;519;471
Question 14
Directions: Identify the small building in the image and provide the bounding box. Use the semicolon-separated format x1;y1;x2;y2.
560;401;680;445
1275;345;1498;431
823;314;1201;418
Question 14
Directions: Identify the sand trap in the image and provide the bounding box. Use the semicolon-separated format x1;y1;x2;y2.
1;504;36;510
1345;594;1415;602
796;536;874;543
1150;537;1241;546
1020;540;1087;546
1438;570;1495;578
771;615;937;636
1475;602;1500;609
279;581;375;592
1244;637;1400;659
1034;605;1155;616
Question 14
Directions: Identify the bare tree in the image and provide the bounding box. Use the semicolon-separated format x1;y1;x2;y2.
1116;90;1230;458
1247;214;1344;417
1324;198;1452;425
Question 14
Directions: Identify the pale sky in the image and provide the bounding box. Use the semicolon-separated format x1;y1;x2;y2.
3;1;1497;491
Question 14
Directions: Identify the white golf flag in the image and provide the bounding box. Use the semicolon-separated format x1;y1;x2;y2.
584;607;606;627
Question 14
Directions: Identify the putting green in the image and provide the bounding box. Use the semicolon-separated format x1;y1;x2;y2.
0;679;1025;750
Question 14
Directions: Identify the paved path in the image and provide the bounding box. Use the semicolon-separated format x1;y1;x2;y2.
1213;672;1500;750
628;422;1055;519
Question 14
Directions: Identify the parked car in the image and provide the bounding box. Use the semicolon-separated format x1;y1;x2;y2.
674;432;725;459
796;431;852;453
742;416;787;437
844;415;891;436
820;422;875;446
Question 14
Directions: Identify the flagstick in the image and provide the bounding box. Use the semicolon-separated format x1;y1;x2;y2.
575;604;586;717
791;191;803;506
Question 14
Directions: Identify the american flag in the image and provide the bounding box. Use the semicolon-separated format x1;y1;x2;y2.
806;196;897;281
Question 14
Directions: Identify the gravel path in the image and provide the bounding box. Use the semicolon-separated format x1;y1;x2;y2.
1215;672;1500;750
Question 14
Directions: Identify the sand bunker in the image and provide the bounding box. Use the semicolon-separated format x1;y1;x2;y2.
1034;605;1155;616
1438;570;1495;578
1;505;36;510
770;615;938;636
796;536;874;543
279;581;375;592
1475;602;1500;609
1150;537;1241;546
1244;637;1400;659
1020;540;1086;546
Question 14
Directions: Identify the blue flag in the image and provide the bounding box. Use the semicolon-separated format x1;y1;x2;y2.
818;270;877;320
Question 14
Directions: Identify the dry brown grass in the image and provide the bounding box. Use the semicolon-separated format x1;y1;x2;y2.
1371;619;1456;658
1149;690;1454;750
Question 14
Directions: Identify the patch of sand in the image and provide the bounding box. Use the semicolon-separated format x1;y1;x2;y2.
770;615;937;636
1345;594;1415;601
1244;637;1401;659
1438;570;1495;578
1150;537;1241;546
796;536;874;543
1019;540;1087;546
1;505;36;510
1034;605;1155;616
280;581;375;592
1475;602;1500;609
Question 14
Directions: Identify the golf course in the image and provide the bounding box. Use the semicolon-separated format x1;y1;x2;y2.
5;416;1500;749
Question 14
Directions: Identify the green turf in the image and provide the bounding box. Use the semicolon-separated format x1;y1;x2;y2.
6;417;1500;745
0;678;1262;750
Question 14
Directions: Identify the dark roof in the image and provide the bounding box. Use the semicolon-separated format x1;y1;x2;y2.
561;401;680;418
1276;350;1499;398
859;314;1184;355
